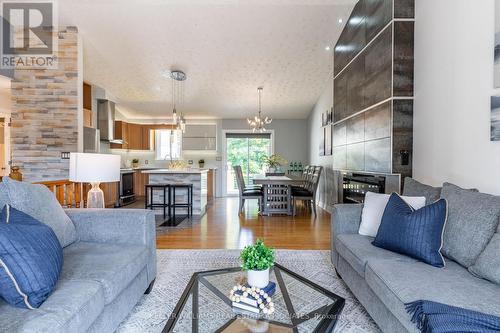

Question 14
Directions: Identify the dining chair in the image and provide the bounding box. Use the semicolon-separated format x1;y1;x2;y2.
291;166;323;216
291;165;312;192
233;165;263;214
234;165;261;191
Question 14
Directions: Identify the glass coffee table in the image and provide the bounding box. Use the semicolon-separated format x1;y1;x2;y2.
163;263;345;332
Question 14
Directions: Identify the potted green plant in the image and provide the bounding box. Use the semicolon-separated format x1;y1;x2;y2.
132;158;139;168
262;154;287;173
198;159;205;168
240;239;275;288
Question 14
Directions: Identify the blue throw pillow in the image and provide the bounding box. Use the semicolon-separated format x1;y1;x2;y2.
0;205;63;309
372;193;448;267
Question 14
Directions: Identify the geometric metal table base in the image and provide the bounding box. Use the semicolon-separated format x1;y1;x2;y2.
163;263;345;333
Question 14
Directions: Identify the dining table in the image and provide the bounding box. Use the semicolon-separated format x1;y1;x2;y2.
252;174;306;216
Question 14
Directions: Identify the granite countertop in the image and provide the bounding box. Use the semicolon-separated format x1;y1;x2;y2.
141;168;210;174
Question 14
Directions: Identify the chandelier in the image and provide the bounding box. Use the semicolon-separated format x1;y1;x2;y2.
170;70;187;132
247;87;272;132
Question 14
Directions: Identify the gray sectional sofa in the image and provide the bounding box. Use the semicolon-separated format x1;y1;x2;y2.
331;179;500;333
0;178;157;333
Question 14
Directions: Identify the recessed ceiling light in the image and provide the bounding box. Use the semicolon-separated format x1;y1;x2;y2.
325;46;331;51
338;18;343;24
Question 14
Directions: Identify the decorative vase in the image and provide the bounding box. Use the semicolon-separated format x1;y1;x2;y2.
132;162;139;168
247;268;270;288
199;162;204;168
9;166;22;181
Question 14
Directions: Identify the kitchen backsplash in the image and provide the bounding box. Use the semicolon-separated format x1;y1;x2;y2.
109;148;221;170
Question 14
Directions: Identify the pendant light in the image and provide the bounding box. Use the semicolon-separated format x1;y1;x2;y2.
247;87;272;132
170;70;186;132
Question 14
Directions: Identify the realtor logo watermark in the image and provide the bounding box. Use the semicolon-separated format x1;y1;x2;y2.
0;0;58;69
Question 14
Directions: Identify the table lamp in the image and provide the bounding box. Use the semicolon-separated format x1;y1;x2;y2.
69;153;121;208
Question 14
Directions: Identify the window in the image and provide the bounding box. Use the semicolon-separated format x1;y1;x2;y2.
155;129;182;160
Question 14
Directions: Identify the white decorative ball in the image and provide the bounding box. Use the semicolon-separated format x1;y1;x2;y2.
263;293;268;298
242;291;248;297
266;297;271;303
241;286;245;291
263;308;269;314
257;298;263;304
237;285;242;290
233;286;238;291
259;303;265;309
259;290;264;295
269;302;274;307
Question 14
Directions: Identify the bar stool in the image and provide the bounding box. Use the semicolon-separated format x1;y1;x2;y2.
145;184;170;221
170;183;193;221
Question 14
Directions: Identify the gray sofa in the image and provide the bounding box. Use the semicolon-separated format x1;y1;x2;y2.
331;180;500;333
0;207;157;332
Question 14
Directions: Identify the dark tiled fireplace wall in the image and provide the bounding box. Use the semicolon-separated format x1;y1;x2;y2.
332;0;414;179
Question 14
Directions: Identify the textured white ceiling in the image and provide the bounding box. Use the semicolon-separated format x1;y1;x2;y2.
59;0;355;119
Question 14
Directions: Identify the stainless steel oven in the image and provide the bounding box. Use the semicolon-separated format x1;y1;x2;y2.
116;169;136;207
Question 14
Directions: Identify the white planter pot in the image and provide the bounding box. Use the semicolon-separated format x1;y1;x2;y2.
247;268;270;288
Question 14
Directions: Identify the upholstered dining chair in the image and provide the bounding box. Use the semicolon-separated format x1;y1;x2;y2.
234;165;261;191
291;166;323;216
233;165;263;214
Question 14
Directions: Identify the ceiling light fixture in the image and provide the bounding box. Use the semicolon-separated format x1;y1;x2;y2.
247;87;272;133
170;70;187;132
338;18;343;23
325;46;331;51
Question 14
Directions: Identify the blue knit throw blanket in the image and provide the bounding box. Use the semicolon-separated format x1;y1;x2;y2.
405;300;500;333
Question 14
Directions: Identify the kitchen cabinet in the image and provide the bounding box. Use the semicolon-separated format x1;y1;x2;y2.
207;169;215;200
83;109;92;127
110;122;175;150
141;126;152;150
127;123;143;150
134;170;149;197
83;82;92;110
110;121;129;149
83;82;93;127
182;124;217;151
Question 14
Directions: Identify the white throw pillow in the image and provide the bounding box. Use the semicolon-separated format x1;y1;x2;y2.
359;192;426;237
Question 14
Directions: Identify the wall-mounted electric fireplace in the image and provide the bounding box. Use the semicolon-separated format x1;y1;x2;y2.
339;172;401;204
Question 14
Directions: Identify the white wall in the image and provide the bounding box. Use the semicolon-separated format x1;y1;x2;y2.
414;0;500;195
307;79;337;211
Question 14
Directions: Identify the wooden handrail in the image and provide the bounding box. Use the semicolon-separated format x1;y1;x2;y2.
35;179;83;208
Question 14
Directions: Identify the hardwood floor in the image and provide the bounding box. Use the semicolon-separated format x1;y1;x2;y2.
154;197;331;250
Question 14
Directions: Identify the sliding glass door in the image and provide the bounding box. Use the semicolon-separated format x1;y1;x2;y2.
225;132;272;195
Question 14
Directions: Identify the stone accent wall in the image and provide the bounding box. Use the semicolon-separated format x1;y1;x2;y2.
11;27;79;182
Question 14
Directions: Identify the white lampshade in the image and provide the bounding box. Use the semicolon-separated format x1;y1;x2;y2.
69;153;120;183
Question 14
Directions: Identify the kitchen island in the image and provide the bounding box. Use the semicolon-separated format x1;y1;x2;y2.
142;169;209;216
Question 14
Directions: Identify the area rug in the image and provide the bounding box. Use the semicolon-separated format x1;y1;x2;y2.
116;250;381;333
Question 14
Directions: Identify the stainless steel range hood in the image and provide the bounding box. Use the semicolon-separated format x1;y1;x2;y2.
97;99;123;144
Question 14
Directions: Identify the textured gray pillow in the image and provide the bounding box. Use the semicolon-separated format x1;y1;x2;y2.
2;177;77;247
403;177;442;204
469;232;500;285
441;183;500;268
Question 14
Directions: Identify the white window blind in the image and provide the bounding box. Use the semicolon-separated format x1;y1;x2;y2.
155;129;182;160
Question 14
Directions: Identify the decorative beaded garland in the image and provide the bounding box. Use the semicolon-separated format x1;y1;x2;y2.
229;284;275;314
